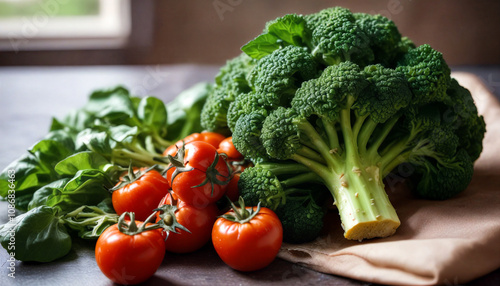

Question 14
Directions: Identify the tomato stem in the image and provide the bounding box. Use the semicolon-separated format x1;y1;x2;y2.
109;165;159;192
222;197;262;224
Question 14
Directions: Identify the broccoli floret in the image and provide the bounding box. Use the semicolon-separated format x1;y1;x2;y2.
202;6;486;241
238;163;327;243
200;53;255;135
306;7;374;66
247;45;319;102
411;149;474;200
353;13;402;66
274;189;327;244
396;44;451;104
445;79;486;160
231;112;271;162
226;91;272;131
238;162;321;208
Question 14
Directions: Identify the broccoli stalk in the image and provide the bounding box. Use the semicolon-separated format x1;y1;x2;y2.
273;112;401;240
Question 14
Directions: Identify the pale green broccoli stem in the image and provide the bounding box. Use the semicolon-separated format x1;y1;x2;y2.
357;117;378;157
321;117;341;152
257;162;311;175
291;146;400;240
296;119;343;171
352;114;369;143
365;117;399;161
281;172;322;188
290;97;400;240
325;167;400;240
379;126;423;172
339;96;361;168
296;146;327;164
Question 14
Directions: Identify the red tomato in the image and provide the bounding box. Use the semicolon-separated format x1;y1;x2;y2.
156;194;218;253
212;203;283;272
217;137;243;160
112;169;169;221
163;132;226;157
225;173;240;203
167;141;230;207
95;219;166;284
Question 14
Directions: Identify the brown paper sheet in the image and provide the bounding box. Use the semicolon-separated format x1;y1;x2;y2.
277;72;500;285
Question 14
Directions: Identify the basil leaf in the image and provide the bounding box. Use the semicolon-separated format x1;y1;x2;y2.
54;151;115;176
137;96;168;137
28;178;71;210
166;82;210;140
266;14;310;47
84;86;135;124
0;139;74;210
108;125;139;144
75;129;114;155
52;109;95;132
241;33;281;60
242;14;310;60
28;170;112;213
0;206;71;262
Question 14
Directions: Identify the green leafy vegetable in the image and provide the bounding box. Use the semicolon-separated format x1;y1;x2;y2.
0;82;211;262
0;206;72;262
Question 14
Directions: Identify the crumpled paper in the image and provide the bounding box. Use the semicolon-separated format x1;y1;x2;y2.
278;72;500;285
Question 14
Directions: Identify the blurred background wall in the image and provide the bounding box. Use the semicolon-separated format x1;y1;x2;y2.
0;0;499;67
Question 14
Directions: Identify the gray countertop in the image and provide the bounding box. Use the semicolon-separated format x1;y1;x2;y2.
0;65;499;286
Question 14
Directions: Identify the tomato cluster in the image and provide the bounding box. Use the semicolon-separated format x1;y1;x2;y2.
95;132;283;284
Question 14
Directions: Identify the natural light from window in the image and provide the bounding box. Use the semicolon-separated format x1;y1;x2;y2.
0;0;131;51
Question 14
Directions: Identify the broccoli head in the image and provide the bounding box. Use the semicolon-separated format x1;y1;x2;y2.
201;7;486;241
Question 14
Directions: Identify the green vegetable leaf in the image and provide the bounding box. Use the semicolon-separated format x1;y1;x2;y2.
28;170;113;213
84;86;135;124
54;151;116;176
0;206;72;262
137;96;168;137
166;82;211;140
241;33;281;60
75;129;114;155
0;139;74;210
242;14;310;59
266;14;309;47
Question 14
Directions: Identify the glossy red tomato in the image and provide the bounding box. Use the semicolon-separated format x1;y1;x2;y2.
156;194;218;253
212;202;283;271
225;173;240;203
95;219;166;284
167;141;230;207
112;169;170;221
163;131;226;157
217;136;243;160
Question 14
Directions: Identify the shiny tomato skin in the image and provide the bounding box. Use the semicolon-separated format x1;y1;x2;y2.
212;207;283;272
95;222;165;284
170;167;227;207
167;141;230;206
163;132;226;157
199;131;226;150
112;169;170;221
225;173;240;203
156;194;219;253
217;137;243;160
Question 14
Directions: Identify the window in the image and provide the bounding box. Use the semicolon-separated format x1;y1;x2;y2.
0;0;131;51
